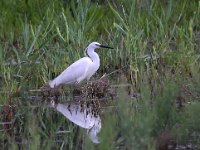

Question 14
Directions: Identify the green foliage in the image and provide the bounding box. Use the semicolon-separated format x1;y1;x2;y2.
109;82;178;149
0;0;200;149
176;102;200;145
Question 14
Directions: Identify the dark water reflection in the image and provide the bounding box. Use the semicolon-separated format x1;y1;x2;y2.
50;99;101;144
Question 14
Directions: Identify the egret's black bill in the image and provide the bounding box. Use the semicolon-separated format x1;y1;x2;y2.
99;45;114;49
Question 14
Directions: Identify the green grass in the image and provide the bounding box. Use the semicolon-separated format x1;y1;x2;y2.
0;0;200;149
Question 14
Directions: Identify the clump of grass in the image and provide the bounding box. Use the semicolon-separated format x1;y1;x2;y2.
109;81;178;149
175;102;200;147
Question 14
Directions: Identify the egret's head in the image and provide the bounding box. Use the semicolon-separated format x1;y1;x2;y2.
88;42;113;50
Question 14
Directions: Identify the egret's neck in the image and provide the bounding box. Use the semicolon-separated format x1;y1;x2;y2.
86;47;100;65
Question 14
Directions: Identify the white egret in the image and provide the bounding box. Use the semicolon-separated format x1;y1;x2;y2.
50;100;101;144
49;42;113;88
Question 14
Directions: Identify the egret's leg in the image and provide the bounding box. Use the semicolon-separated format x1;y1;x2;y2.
86;77;92;85
75;81;79;85
76;75;86;84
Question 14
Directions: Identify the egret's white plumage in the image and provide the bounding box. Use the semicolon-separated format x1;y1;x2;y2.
49;42;113;88
50;100;102;143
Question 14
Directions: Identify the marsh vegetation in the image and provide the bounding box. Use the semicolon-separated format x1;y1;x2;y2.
0;0;200;149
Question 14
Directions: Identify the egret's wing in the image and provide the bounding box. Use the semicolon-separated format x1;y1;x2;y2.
49;57;91;87
55;103;100;129
58;57;91;82
55;103;101;144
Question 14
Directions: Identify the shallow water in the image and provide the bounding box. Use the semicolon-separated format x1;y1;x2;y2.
0;81;199;149
50;99;102;144
0;84;116;149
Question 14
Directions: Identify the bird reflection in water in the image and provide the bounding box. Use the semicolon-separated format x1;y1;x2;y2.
50;100;101;144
